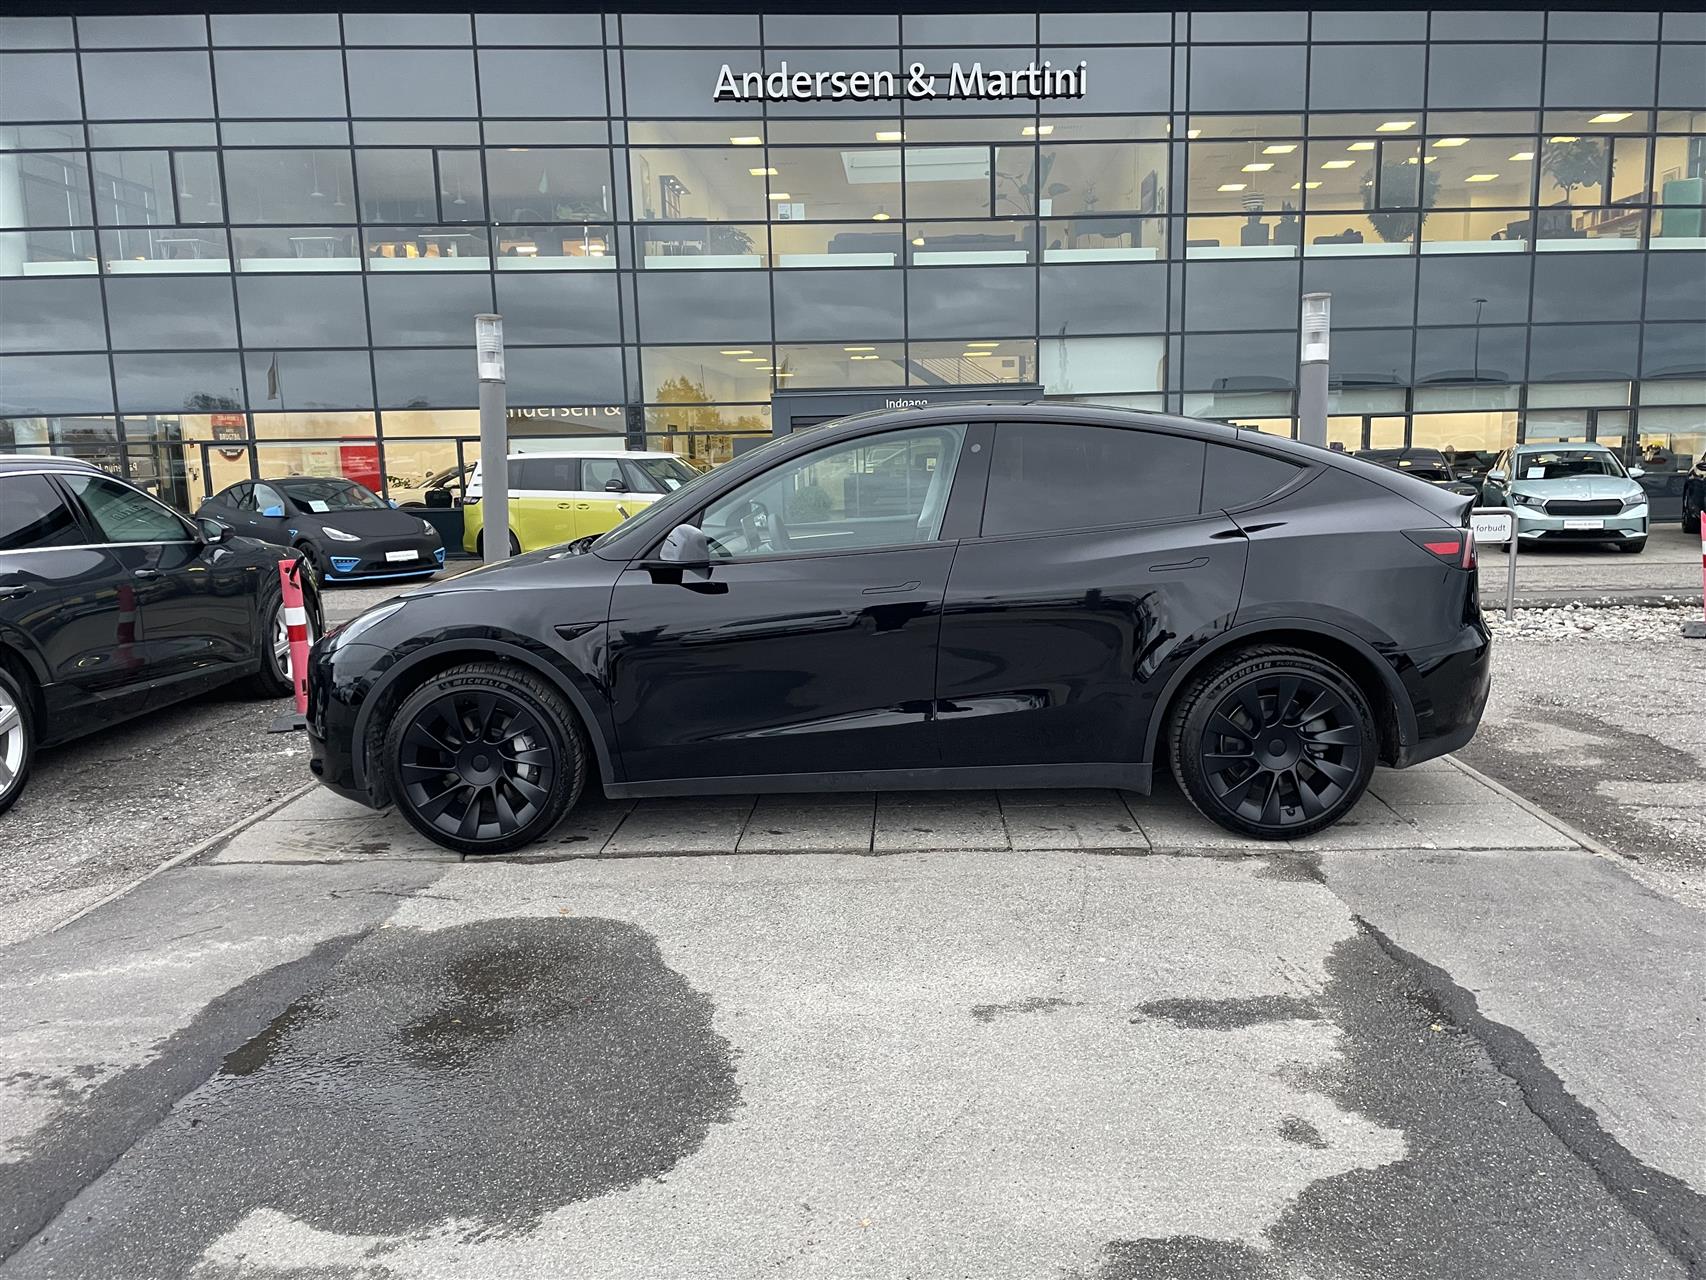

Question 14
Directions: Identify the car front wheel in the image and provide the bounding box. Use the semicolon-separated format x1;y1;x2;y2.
383;662;584;855
1169;646;1377;840
0;666;35;817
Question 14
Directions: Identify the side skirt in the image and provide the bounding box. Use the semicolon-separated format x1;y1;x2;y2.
605;762;1153;799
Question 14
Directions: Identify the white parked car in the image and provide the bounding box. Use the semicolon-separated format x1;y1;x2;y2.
1480;443;1649;554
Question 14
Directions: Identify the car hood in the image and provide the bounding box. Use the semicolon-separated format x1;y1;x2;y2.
296;507;432;538
413;541;624;597
1507;475;1642;501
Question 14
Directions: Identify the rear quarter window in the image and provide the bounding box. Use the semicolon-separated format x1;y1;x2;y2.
1202;443;1303;510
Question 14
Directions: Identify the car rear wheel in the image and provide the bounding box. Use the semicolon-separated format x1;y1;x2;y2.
475;530;523;557
383;661;584;855
0;666;35;818
1169;646;1377;840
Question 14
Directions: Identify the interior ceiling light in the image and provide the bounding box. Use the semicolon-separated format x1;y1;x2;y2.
719;349;753;355
843;345;875;351
729;135;763;146
1289;181;1323;190
736;356;766;363
1509;150;1535;161
1242;162;1274;172
875;130;904;142
1403;155;1438;165
767;192;792;200
871;211;891;221
911;237;925;245
1589;111;1633;124
1549;135;1580;143
1320;160;1355;170
1434;137;1469;147
749;166;778;176
1021;125;1055;136
1218;182;1248;191
1376;120;1416;132
1262;143;1297;154
966;341;999;348
1346;141;1375;152
1186;128;1201;139
1464;173;1500;182
964;351;992;358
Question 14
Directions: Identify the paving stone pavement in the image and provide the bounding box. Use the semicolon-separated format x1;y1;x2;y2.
211;755;1586;865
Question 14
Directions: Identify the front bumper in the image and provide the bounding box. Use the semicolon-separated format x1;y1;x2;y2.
322;538;446;581
1512;506;1646;542
305;637;391;807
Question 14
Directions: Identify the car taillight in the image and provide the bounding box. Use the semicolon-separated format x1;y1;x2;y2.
1405;528;1476;570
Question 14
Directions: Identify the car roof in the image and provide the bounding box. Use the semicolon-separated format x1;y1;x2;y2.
494;450;677;460
1517;442;1612;452
0;454;103;475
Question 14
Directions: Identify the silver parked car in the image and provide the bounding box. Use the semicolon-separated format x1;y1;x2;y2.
1481;443;1648;554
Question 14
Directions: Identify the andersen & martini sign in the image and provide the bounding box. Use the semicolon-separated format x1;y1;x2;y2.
713;59;1089;103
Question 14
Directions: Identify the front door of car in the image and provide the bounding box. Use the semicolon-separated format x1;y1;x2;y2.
577;457;639;537
935;421;1248;771
606;423;972;783
249;481;294;546
59;472;257;693
0;472;154;735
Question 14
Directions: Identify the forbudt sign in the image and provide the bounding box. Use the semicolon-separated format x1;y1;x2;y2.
713;59;1088;103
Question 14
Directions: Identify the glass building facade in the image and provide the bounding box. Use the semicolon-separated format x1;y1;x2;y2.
1;9;1703;515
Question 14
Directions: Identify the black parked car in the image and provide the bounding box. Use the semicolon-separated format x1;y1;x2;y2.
308;405;1491;855
1353;448;1482;499
197;476;443;585
1683;455;1704;535
0;456;321;816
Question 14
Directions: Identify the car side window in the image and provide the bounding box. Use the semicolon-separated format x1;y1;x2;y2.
1202;443;1303;510
0;475;86;551
514;457;580;492
230;482;255;511
252;482;284;512
62;474;193;544
582;457;624;492
701;425;966;560
982;423;1206;537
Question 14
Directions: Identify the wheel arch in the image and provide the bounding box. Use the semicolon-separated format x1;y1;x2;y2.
0;639;45;730
1144;619;1417;770
352;637;616;805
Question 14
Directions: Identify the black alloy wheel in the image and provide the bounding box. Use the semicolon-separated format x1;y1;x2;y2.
384;662;583;854
1171;647;1376;839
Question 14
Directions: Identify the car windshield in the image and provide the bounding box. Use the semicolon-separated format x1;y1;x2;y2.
278;478;387;512
592;434;801;553
628;456;699;493
1514;450;1627;481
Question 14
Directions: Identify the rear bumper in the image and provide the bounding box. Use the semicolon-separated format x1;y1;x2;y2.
1392;619;1493;768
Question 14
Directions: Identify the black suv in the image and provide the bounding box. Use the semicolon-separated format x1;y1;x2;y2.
0;456;320;814
309;405;1491;854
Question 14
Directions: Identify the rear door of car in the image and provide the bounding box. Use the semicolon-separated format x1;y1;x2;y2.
934;420;1251;774
511;456;582;547
0;470;153;738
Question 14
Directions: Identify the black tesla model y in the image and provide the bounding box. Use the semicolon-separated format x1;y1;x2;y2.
308;405;1491;854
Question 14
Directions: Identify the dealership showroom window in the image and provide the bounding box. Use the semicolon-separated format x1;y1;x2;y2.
0;9;1702;516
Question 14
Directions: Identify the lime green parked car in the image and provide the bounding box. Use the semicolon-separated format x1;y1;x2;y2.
462;450;699;555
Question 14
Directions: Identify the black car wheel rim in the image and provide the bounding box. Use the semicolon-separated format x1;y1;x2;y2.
399;690;556;841
1199;674;1363;828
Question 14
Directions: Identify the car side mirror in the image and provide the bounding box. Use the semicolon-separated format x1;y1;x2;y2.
656;523;711;568
1628;466;1645;479
196;516;229;544
261;504;284;517
1486;469;1506;483
604;478;629;494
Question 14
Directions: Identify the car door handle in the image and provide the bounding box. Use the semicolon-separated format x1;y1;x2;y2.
133;568;161;579
557;503;575;509
862;580;921;595
1149;557;1209;573
0;585;33;600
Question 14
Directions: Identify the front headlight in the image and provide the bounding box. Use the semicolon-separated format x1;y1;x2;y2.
322;525;360;542
419;517;435;534
325;599;406;648
1622;494;1648;512
1510;492;1543;507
